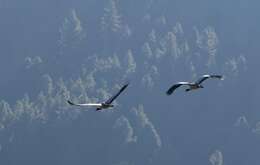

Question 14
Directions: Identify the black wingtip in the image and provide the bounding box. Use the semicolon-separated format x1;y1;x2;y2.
122;82;130;90
124;81;130;87
211;74;223;78
67;100;75;106
166;90;172;96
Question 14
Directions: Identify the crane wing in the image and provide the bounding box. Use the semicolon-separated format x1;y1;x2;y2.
105;83;129;104
166;82;190;95
67;100;102;107
195;74;223;84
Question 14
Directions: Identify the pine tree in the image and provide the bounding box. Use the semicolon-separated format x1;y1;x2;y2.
43;74;54;97
59;9;85;53
167;32;179;59
148;29;157;44
101;0;122;33
142;42;153;59
125;50;136;74
0;100;14;129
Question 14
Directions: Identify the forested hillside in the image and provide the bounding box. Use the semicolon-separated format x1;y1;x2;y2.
0;0;259;165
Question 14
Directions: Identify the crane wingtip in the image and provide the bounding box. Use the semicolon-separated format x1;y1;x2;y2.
67;100;75;106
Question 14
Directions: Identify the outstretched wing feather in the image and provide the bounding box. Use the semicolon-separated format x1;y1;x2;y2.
166;82;190;95
105;83;129;104
196;74;223;84
67;100;102;107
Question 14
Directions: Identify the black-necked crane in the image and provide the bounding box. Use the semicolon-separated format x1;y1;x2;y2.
166;75;223;95
68;83;129;111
